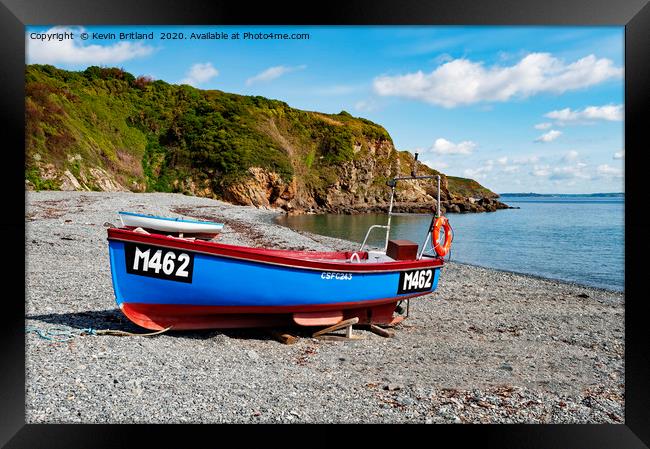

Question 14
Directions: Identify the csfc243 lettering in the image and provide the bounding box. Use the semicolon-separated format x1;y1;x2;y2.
321;272;353;280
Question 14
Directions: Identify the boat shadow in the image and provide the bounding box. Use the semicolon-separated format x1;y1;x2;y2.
25;309;315;341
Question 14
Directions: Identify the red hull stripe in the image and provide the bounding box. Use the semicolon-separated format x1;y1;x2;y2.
108;228;444;273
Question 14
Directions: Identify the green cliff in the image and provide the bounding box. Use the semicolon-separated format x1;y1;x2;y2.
25;64;507;213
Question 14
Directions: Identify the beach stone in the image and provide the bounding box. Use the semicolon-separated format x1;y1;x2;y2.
397;396;415;406
500;363;514;371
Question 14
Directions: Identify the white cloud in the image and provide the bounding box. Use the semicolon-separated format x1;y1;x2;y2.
464;166;492;179
482;154;536;176
432;53;454;65
535;129;562;143
373;53;622;108
549;163;590;181
597;164;623;177
613;150;625;159
421;159;449;170
429;138;477;155
354;99;378;112
531;163;590;180
246;65;306;86
27;26;155;65
512;155;540;165
544;104;623;124
532;165;551;177
563;150;579;162
497;51;513;62
180;62;219;86
534;122;553;130
464;159;495;179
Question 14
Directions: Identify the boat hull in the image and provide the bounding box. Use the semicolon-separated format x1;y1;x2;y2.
108;229;443;330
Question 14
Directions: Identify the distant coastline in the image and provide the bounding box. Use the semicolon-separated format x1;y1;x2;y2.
499;192;624;198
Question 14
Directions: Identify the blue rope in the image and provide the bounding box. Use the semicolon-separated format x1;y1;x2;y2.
25;324;172;339
25;325;96;342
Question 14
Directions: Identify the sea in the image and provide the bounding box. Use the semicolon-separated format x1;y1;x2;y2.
276;195;625;292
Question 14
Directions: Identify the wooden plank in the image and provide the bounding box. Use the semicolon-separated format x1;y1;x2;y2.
312;317;359;338
315;334;363;341
367;324;395;338
268;330;298;345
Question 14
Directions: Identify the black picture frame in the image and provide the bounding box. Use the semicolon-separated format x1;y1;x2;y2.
3;0;648;447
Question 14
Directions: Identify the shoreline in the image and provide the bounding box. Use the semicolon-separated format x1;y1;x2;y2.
291;227;624;296
273;213;624;296
25;191;624;423
433;260;624;296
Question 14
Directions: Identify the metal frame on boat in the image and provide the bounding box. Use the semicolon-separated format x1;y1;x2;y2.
359;152;445;259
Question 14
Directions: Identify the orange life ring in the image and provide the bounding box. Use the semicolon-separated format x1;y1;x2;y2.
431;216;453;257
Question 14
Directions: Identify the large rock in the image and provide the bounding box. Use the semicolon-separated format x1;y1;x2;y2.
285;138;454;214
87;167;128;192
222;167;296;210
60;170;82;191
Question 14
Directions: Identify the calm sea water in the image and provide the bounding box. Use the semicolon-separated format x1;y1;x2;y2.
276;196;624;291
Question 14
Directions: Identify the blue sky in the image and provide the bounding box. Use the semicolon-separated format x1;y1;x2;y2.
26;25;624;193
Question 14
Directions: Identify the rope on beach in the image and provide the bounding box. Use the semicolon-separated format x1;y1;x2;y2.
25;325;172;342
94;327;172;337
25;325;96;342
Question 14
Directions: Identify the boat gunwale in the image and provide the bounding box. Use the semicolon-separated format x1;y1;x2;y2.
108;228;444;273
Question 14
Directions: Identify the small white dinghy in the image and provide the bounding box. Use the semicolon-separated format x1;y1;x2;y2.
118;212;224;235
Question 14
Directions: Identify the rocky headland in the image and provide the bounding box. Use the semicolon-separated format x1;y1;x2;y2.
25;64;511;215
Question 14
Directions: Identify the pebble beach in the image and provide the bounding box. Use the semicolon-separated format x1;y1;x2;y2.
25;191;625;423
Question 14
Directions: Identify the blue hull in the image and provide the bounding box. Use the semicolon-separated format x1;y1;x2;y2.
109;240;441;308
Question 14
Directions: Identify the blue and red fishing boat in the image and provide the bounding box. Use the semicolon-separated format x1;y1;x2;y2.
107;158;453;330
